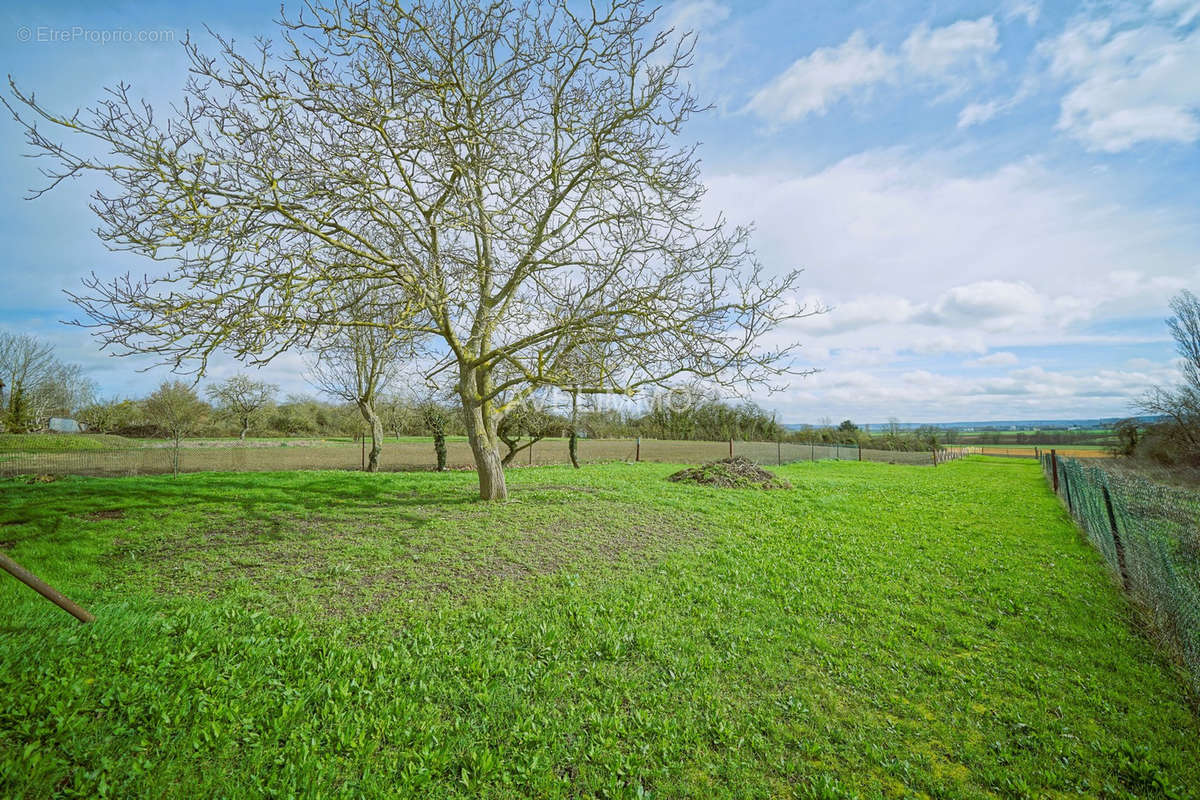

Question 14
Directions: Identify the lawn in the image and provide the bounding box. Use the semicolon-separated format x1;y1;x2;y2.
1;459;1197;798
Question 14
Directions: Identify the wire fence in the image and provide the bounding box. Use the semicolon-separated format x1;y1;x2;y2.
0;437;971;478
1040;451;1200;696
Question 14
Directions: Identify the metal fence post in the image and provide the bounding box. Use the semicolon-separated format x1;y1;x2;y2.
1050;449;1058;493
1102;485;1130;590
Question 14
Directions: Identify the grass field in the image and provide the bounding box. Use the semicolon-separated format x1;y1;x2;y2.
1;459;1197;798
0;433;141;452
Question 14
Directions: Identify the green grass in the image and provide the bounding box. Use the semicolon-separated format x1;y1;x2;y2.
0;433;141;453
1;459;1197;798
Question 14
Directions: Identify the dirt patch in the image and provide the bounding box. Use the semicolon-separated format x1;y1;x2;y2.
81;509;125;521
667;456;792;489
520;484;601;494
17;474;60;484
111;504;702;616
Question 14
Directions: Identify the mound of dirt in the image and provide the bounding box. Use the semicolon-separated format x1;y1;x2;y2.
666;456;792;490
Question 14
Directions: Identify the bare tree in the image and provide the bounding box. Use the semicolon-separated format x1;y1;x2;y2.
497;398;560;467
206;375;277;440
8;0;818;499
0;332;95;431
1136;290;1200;460
144;380;208;476
306;298;416;472
420;401;451;472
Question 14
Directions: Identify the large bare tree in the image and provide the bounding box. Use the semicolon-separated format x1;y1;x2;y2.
7;0;816;499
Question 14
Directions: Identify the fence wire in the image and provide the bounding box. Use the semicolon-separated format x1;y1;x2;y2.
0;438;969;478
1041;452;1200;695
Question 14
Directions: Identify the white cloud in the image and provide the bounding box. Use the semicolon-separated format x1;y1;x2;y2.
663;0;730;33
1004;1;1041;26
748;17;997;122
902;17;998;80
967;351;1019;367
957;100;1001;128
746;31;894;121
1043;15;1200;151
705;149;1200;369
1151;0;1200;27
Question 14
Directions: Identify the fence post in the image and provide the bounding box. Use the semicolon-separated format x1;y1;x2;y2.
1101;485;1131;590
729;438;733;459
635;436;640;463
529;440;534;465
0;551;94;624
810;442;814;461
1050;449;1058;493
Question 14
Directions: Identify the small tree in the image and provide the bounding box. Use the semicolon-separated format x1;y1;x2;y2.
4;381;30;433
420;402;451;472
307;298;417;471
497;400;560;467
206;375;278;440
144;381;208;476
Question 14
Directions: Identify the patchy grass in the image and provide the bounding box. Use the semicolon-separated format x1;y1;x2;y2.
0;433;140;453
1;459;1197;798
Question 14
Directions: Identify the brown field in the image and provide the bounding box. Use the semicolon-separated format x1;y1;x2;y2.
976;446;1112;459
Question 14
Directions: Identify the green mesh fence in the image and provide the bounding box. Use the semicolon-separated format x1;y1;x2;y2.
1041;453;1200;694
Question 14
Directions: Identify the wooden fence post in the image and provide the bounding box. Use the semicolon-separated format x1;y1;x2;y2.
729;438;733;459
635;436;640;463
0;551;94;623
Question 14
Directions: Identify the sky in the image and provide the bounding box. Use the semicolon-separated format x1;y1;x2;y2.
0;0;1198;424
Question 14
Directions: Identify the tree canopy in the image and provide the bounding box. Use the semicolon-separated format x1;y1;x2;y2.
8;0;816;498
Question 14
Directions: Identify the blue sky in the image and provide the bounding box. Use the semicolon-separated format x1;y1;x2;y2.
1;0;1198;423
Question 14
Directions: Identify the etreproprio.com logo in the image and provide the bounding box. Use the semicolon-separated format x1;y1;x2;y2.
16;26;175;44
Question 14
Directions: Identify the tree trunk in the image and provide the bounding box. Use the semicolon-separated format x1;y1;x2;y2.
239;419;249;440
460;389;507;501
356;400;383;472
433;433;446;471
569;392;580;469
